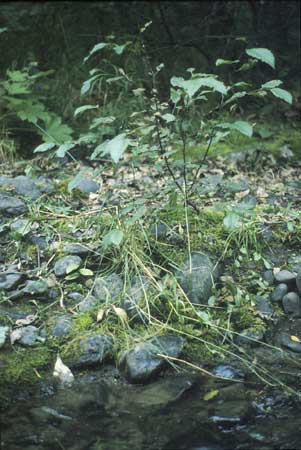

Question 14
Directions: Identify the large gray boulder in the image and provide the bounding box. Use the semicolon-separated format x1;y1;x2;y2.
176;252;221;305
93;273;123;304
0;272;23;290
54;255;82;277
70;334;114;368
119;334;185;383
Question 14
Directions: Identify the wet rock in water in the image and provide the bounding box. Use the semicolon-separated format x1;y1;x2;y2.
271;283;288;302
262;270;275;286
209;398;250;425
93;273;123;304
76;178;100;194
297;270;301;294
0;194;28;216
77;294;99;313
132;375;195;407
176;252;220;305
62;243;92;256
30;406;73;423
0;326;9;348
255;296;274;318
282;292;301;317
212;364;245;380
22;279;49;296
274;270;296;286
71;333;114;368
235;328;265;346
52;315;72;337
54;255;82;277
278;333;301;353
10;325;42;346
119;334;185;383
11;175;42;199
0;272;23;290
150;223;168;240
122;276;150;320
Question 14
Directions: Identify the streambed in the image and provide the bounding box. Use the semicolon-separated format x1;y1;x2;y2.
2;365;301;450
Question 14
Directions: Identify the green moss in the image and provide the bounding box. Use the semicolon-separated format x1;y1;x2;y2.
0;345;53;386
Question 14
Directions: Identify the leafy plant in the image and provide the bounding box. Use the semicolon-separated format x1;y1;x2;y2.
34;28;292;213
0;63;74;153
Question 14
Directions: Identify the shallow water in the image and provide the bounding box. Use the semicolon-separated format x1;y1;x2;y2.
2;367;301;450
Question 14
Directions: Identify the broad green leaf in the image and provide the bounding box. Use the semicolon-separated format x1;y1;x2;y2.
3;80;30;95
43;115;73;143
270;88;292;104
90;116;115;129
216;59;239;66
84;42;109;62
237;61;257;72
223;213;241;230
34;142;56;153
162;113;176;123
170;87;181;104
14;100;49;124
81;74;101;95
203;389;219;401
79;268;94;276
211;131;229;145
0;27;8;33
56;143;76;158
91;133;130;163
246;48;275;69
261;80;283;89
218;121;253;137
113;44;127;55
66;263;81;274
65;272;80;281
224;91;246;105
74;105;98;117
171;76;228;96
125;205;147;226
102;229;124;249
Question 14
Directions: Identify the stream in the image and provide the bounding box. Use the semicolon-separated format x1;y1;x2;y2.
2;366;301;450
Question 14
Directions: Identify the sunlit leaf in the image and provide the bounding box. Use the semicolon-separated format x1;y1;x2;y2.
246;48;275;69
171;76;228;96
91;133;130;163
218;121;253;137
84;42;109;63
33;142;56;153
216;59;239;66
270;88;292;104
74;104;98;117
96;309;106;323
290;335;300;342
112;305;128;322
56;143;76;158
261;80;283;89
102;229;124;249
66;263;81;274
79;268;94;276
53;354;74;385
203;389;219;401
